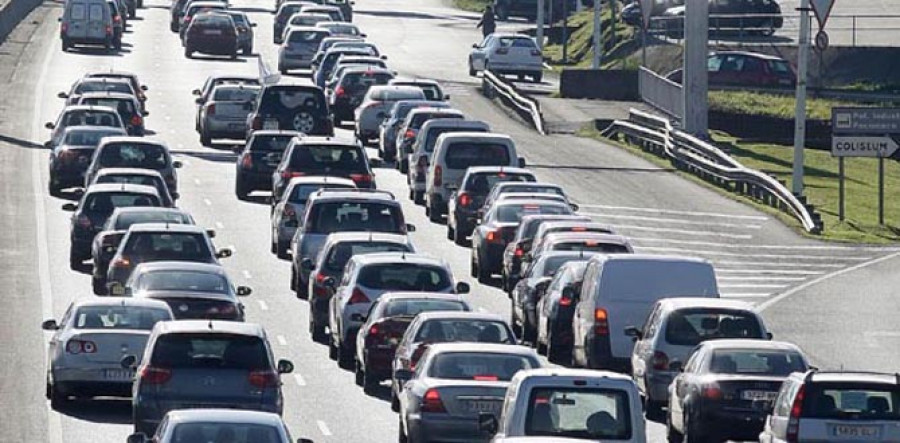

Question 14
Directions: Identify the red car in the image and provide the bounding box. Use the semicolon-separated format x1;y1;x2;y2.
667;51;796;88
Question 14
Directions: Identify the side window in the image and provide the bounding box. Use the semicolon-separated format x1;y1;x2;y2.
60;305;75;328
742;56;764;73
642;304;662;339
341;261;354;286
772;380;796;417
683;347;704;374
707;55;723;72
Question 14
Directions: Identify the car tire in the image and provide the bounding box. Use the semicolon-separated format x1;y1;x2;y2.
230;51;237;60
337;339;353;370
61;39;70;52
532;72;543;83
92;278;107;296
476;254;491;284
242;45;251;55
547;331;571;366
683;409;705;443
276;242;289;260
184;47;193;58
510;305;522;338
536;333;548;354
390;384;400;412
468;60;476;77
48;380;66;410
446;222;454;241
234;175;249;199
114;38;122;50
399;159;408;174
362;363;378;394
355;359;365;387
428;200;441;223
69;248;81;271
646;396;665;420
666;408;683;443
453;223;467;246
413;191;424;205
470;252;478;278
328;336;338;360
289;264;297;289
295;275;308;300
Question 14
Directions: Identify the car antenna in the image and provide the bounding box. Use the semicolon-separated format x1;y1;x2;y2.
208;319;213;330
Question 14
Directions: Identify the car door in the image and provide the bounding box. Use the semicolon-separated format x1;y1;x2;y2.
572;262;598;363
471;36;492;71
632;303;663;393
66;2;89;39
87;1;107;40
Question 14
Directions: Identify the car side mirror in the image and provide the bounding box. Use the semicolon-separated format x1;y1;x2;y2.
216;248;233;259
172;160;183;168
195;97;204;105
206;229;216;238
624;326;643;340
518;157;526;168
405;223;416;232
766;332;774;340
250;22;257;27
120;354;138;370
236;286;252;296
192;88;201;96
472;43;479;48
350;313;366;322
232;145;244;154
455;282;470;294
380;54;387;60
669;360;683;372
297;439;314;443
41;319;59;330
141;85;149;91
570;203;580;212
172;191;180;200
301;258;315;271
360;33;367;38
44;141;52;149
45;122;55;129
62;203;78;211
277;359;294;374
57;92;68;99
444;94;450;100
142;110;150;117
126;433;147;443
477;412;499;435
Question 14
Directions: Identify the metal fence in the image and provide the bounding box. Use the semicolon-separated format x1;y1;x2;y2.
481;70;546;135
638;67;683;121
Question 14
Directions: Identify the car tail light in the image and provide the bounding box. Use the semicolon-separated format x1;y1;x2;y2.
559;295;573;307
433;165;442;187
786;384;805;442
130;115;143;127
514;246;523;257
61;22;68;33
251;116;262;130
421;388;446;413
207;103;216;116
416;156;428;170
531;49;541;56
65;339;97;354
349;173;372;186
486;230;503;244
313;273;329;296
76;215;92;229
248;369;279;388
473;374;499;381
140;366;172;385
111;257;131;268
495;48;508;55
651;351;669;370
208;303;236;316
114;15;121;23
348;287;368;305
593;308;609;335
458;192;471;207
281;170;304;179
282;205;296;218
241;155;253;169
701;383;722;400
335;86;346;97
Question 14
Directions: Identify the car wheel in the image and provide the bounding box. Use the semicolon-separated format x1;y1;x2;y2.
390;383;400;412
276;242;289;260
646;396;665;420
428;200;441;223
48;380;66;410
291;111;316;133
114;38;122;50
362;362;378;394
289;264;297;289
242;45;251;55
683;409;705;443
399;159;408;174
230;51;237;60
184;47;193;58
468;59;476;77
536;333;548;354
510;304;522;337
355;359;365;387
337;339;353;370
470;251;478;278
453;221;467;246
309;305;326;342
666;407;683;443
517;73;525;82
328;336;338;360
61;39;69;52
413;191;424;205
234;175;248;199
92;278;107;296
446;222;454;241
69;248;81;271
476;253;491;284
295;274;308;300
547;331;571;366
532;72;543;83
271;231;278;254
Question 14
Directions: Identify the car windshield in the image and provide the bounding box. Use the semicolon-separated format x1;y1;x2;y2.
212;86;259;102
415;319;513;344
665;309;764;346
138;271;228;293
428;352;537;381
114;211;190;230
289;29;329;44
171;423;282;443
445;142;512;169
98;143;169;169
64;129;122;146
498;37;537;49
371;89;424;102
123;232;213;262
802;384;900;421
84;192;159;215
74;306;171;330
324;241;410;272
151;333;269;369
466;172;533;195
75;81;133;95
549;241;630;254
382;299;466;317
357;263;451;291
708;349;807;376
525;388;633;439
497;204;570;223
289;144;367;172
309;202;403;233
259;87;325;113
62;110;120;128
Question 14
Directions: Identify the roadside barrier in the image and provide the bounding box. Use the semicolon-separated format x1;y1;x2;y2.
481;70;545;136
0;0;44;44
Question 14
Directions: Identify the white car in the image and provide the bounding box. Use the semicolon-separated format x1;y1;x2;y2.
278;27;332;73
197;83;261;146
315;20;363;38
407;119;490;204
43;298;174;408
354;85;426;145
469;33;543;83
270;176;356;258
128;409;304;443
325;252;469;369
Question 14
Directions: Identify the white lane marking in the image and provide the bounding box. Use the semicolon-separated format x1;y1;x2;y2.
637;246;872;262
716;269;826;275
629;236;897;251
316;420;332;436
719;284;789;289
31;29;63;443
242;270;252;279
583;212;761;230
577;204;769;221
215;221;224;229
758;251;900;312
194;178;201;185
203;198;212;206
276;335;287;346
294;373;306;386
713;260;844;269
717;276;806;282
611;224;753;240
257;300;269;311
721;293;772;298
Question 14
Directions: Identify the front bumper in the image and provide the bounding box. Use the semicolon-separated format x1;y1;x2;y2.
204;118;247;138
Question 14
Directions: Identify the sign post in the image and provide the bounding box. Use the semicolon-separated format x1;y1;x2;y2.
536;0;545;51
592;0;602;69
639;0;653;66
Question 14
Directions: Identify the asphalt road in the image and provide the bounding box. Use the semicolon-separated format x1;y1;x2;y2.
1;0;899;441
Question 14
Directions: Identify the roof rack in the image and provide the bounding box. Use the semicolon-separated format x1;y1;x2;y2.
314;188;395;199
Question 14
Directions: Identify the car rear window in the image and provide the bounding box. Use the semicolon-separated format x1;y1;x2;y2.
138;270;228;293
292;14;329;26
415;319;513;344
709;349;807;376
665;309;764;346
382;299;467;317
171;423;282;443
96;173;163;191
357;263;451;291
194;13;233;26
308;202;403;234
74;305;171;329
123;232;212;262
497;203;570;223
85;192;159;214
64;129;122;146
417;85;442;101
412;112;461;130
115;211;191;229
525;388;633;439
63;110;120;128
549;241;630;255
445;142;511;169
151;333;269;369
212;86;259;102
289;144;366;172
98;143;169;169
342;71;393;89
498;37;537;49
289;29;329;44
324;241;411;272
429;352;538;381
289;182;354;204
76;81;133;95
258;87;325;113
802;384;900;421
465;172;534;194
249;134;294;152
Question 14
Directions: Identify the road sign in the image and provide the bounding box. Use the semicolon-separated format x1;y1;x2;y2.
815;30;829;51
810;0;836;29
640;0;653;29
832;107;900;135
832;136;900;158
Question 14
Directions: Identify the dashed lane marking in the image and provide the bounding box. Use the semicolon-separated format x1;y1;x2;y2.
317;420;332;436
203;198;212;206
215;221;224;229
243;270;252;279
294;373;306;386
576;204;769;221
583;212;761;230
277;335;287;346
611;224;753;240
257;300;269;311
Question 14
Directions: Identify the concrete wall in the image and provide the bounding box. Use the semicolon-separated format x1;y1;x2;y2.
559;69;639;100
0;0;44;44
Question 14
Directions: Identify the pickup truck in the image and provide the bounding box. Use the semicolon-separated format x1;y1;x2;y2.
478;368;647;442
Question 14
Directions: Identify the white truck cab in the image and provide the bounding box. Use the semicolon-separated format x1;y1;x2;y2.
479;368;647;442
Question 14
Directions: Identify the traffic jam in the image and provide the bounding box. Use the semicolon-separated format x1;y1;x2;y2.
42;0;900;441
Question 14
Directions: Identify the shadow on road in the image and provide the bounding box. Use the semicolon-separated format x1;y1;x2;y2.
170;149;238;163
361;382;392;404
526;164;676;173
53;398;133;425
0;133;45;150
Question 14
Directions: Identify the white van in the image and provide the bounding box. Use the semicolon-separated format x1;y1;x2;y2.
424;132;524;222
406;119;490;203
570;254;719;372
60;0;115;51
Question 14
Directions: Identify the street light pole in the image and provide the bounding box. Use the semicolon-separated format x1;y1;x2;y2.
592;0;602;69
682;0;709;136
792;0;811;195
536;0;545;51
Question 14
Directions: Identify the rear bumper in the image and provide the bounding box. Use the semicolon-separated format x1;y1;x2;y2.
488;62;542;74
644;371;674;402
585;335;630;372
50;167;87;188
63;35;112;45
363;348;395;379
407;414;489;443
696;407;769;440
237;169;272;190
279;54;313;69
204;118;247;137
187;40;236;55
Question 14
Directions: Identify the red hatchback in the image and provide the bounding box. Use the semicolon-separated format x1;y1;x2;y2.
184;12;239;59
667;51;796;88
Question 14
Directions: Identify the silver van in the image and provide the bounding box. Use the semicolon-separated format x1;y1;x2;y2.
60;0;116;51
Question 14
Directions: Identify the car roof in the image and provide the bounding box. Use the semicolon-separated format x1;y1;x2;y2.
309;189;397;203
805;371;900;385
699;339;801;352
340;66;392;75
416;311;505;322
126;223;208;234
292;136;358;147
377;292;467;303
70;297;171;310
250;129;300;137
496;181;562;190
79;77;132;85
61;105;119;113
391;78;440;86
96;167;164;177
590;253;711;266
408;107;464;117
84;183;159;195
324;232;410;245
287;25;330;33
521;214;589;224
438;132;512;142
660;297;756;311
85;70;138;79
541;232;630;245
79;92;138;100
465;166;532;175
209;74;259;82
133;261;225;274
427;342;535;356
286;176;357;187
98;136;168;147
494;199;570;209
351;252;444;267
420;119;487;130
153;320;265;337
111;207;188;216
490;32;533;39
165;409;284;426
368;85;424;94
515;367;633;384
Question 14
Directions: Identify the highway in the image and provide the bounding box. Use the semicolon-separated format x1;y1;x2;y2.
0;0;899;441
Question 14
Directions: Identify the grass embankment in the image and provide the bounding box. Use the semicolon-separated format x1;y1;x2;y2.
454;0;490;13
541;7;636;69
708;91;865;120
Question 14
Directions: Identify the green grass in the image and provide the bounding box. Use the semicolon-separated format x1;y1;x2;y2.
454;0;491;13
541;8;635;69
578;125;900;244
708;91;871;121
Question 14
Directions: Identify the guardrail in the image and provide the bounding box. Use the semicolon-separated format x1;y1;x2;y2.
638;67;683;121
481;70;546;135
0;0;44;44
603;108;823;234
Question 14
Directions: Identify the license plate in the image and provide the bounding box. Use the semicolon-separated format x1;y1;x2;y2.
832;425;880;439
741;390;778;402
263;120;279;130
466;400;501;413
203;29;222;35
103;369;134;381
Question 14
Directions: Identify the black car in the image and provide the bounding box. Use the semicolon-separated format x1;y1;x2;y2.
329;66;395;124
272;138;379;200
470;200;573;284
447;167;535;246
667;339;809;443
234;130;300;199
536;260;588;364
184;12;239;59
661;0;783;37
48;126;127;196
500;213;589;292
247;84;333;137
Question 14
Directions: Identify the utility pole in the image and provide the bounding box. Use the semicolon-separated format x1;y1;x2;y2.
792;0;812;195
562;0;570;63
682;0;709;135
536;0;545;50
592;0;602;68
